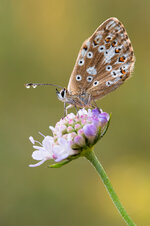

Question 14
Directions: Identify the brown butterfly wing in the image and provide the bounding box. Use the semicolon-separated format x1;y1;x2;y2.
67;17;135;100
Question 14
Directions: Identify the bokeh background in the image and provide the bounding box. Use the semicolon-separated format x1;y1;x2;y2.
1;0;150;225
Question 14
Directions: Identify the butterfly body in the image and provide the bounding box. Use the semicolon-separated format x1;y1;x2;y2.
56;88;92;108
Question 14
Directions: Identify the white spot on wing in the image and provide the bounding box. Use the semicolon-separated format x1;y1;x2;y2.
81;49;86;57
111;70;119;77
78;59;84;66
95;34;102;43
106;80;114;87
111;68;124;78
106;20;116;30
76;75;82;81
87;76;93;82
106;65;112;71
104;47;116;63
98;45;105;53
93;81;99;86
121;63;129;70
87;51;93;58
115;26;121;32
86;41;91;48
114;77;121;83
86;66;97;75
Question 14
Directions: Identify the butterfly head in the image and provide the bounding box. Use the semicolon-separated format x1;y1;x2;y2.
56;88;68;102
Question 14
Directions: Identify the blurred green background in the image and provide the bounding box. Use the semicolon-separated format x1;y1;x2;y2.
0;0;150;225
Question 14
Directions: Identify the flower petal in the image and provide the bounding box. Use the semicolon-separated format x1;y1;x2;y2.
29;159;46;167
99;112;110;121
33;145;43;150
92;108;101;116
67;113;75;119
74;135;85;146
78;109;88;117
49;126;55;132
57;137;67;146
98;112;110;127
83;124;98;137
42;136;54;153
29;136;35;144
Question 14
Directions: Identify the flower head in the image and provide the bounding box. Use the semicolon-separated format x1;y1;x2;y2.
29;108;110;167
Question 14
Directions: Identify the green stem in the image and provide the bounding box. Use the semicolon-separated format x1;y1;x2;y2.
85;150;136;226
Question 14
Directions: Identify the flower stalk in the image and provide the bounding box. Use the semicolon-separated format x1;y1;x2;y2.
85;149;136;226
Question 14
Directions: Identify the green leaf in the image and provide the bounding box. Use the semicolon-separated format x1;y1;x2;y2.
48;159;72;168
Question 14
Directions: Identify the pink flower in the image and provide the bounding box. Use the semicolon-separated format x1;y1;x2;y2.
29;108;110;167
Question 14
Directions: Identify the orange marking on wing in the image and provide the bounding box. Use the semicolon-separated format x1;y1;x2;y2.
119;56;125;62
115;48;120;53
93;40;98;46
83;44;88;50
120;68;126;74
105;37;111;43
112;41;117;47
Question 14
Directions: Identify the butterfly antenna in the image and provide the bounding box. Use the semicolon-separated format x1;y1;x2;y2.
25;83;63;89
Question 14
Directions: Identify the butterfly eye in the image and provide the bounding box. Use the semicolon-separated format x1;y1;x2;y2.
76;75;82;81
78;59;84;66
61;90;65;98
87;76;93;82
87;51;93;59
106;65;112;71
98;45;105;53
106;81;114;87
111;70;117;77
93;81;99;86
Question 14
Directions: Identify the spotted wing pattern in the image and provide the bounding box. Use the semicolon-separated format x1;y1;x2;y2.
67;17;135;100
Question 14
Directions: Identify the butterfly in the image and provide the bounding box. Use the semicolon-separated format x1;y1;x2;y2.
26;17;135;115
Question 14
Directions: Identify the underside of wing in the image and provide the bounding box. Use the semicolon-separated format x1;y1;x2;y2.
67;17;135;100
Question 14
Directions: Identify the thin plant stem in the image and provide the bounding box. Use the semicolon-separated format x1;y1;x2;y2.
85;150;136;226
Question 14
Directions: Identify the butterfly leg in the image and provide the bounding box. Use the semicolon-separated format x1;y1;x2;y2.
93;100;99;108
64;103;67;116
64;103;71;116
91;97;101;111
74;105;78;113
64;103;74;116
71;99;79;113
